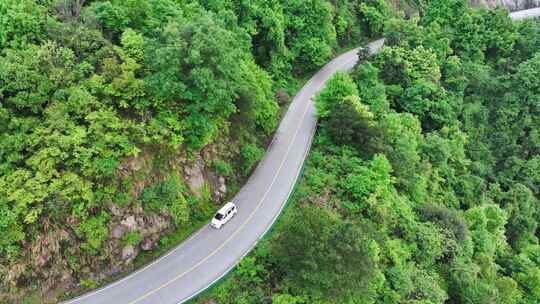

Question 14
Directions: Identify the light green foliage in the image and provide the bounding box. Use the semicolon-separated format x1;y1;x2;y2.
272;294;307;304
353;62;389;114
122;231;143;247
144;11;246;149
237;60;279;135
315;72;359;118
0;0;46;49
240;144;264;175
283;0;337;72
76;212;110;254
213;160;233;177
120;29;145;61
141;175;189;226
197;7;540;304
80;278;99;290
465;204;508;256
2;0;539;301
358;0;391;36
342;154;393;208
0;198;25;260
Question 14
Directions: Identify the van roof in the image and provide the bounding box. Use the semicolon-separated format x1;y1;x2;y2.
217;202;235;214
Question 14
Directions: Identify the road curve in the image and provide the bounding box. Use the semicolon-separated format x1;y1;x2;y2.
510;7;540;20
63;39;384;304
64;10;539;304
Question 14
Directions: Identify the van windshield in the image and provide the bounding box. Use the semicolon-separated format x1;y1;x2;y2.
214;213;224;220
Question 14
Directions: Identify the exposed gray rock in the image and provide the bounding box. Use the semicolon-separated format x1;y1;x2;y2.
219;184;227;193
184;156;206;196
121;216;137;231
111;225;126;239
109;204;122;217
141;235;159;251
276;89;291;105
136;216;146;229
138;214;169;236
219;176;227;194
121;245;138;262
107;265;123;277
133;205;144;215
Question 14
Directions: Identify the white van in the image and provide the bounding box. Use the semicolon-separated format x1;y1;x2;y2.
211;202;237;229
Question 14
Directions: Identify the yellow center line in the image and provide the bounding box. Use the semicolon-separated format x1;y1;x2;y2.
128;86;315;304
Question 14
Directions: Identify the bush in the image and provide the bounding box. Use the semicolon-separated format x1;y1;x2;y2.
122;231;143;247
421;204;468;243
325;95;382;153
213;159;233;177
240;144;264;175
76;212;110;254
80;278;98;290
141;174;189;226
315;72;359;118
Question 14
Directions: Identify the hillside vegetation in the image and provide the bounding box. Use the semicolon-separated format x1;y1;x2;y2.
195;3;540;304
0;0;390;301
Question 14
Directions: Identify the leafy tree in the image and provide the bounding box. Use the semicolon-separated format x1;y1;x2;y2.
141;175;189;226
325;95;382;153
282;0;337;73
76;212;110;254
144;11;247;149
240;144;264;175
353;62;389;114
272;206;375;301
315;72;359;118
0;0;46;50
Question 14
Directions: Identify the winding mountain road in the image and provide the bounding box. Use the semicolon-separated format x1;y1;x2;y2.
510;7;540;20
64;10;539;304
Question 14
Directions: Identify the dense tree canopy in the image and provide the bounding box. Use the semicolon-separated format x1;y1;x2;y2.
196;2;540;304
0;0;391;301
2;0;538;303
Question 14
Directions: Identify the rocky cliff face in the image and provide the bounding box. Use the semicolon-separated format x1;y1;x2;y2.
471;0;540;11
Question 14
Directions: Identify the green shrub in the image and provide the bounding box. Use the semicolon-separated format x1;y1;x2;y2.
80;278;98;290
240;144;264;175
76;212;110;254
115;191;131;207
213;159;233;177
189;184;214;221
141;174;190;226
122;231;143;247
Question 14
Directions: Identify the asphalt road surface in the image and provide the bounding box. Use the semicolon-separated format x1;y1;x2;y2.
64;9;539;304
510;7;540;20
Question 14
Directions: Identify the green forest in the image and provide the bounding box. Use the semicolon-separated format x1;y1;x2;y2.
0;0;389;302
1;0;539;303
195;3;540;304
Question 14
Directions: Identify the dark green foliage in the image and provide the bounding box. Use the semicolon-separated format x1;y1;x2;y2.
272;206;375;301
122;231;143;247
317;70;383;152
1;0;393;297
144;11;246;149
196;6;540;304
421;203;468;243
325;96;381;151
2;0;539;302
240;144;264;175
141;175;189;226
0;0;46;50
